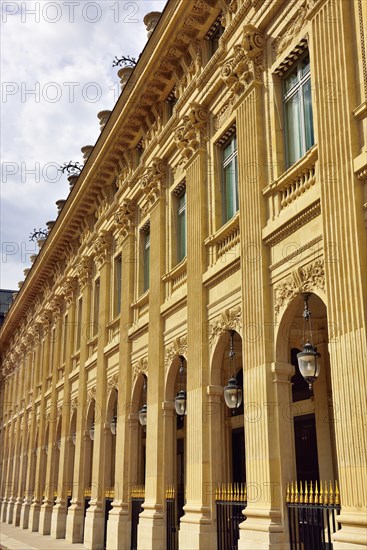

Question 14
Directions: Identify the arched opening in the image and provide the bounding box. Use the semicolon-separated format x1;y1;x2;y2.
130;375;147;486
276;292;340;547
105;389;118;491
82;399;95;543
275;292;337;484
41;425;49;501
210;330;245;485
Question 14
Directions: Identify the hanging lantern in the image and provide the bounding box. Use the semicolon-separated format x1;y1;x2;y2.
174;356;187;416
72;433;76;446
89;423;95;441
297;294;321;391
223;331;243;410
57;439;61;450
139;404;147;426
174;389;187;416
224;377;243;409
110;416;117;435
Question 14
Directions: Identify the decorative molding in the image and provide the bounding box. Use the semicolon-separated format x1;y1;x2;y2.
132;357;148;383
164;335;187;369
63;277;78;306
107;373;119;391
263;200;321;246
140;157;167;212
273;8;308;58
87;387;96;403
174;102;208;160
274;259;325;319
209;305;242;346
94;230;114;269
70;397;78;410
270;236;323;271
77;256;94;288
220;24;264;106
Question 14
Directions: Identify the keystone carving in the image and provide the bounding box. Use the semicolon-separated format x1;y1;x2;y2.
174;102;208;159
209;306;242;346
132;358;148;383
274;260;325;319
164;336;187;369
108;373;119;391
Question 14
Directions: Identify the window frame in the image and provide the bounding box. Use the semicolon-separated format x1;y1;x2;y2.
221;133;238;225
283;50;314;168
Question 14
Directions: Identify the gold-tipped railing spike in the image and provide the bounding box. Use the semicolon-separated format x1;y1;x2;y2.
335;480;340;505
290;481;294;503
314;480;318;505
329;480;334;505
309;480;314;505
304;480;309;504
84;487;92;497
299;481;303;504
294;481;299;504
286;482;290;504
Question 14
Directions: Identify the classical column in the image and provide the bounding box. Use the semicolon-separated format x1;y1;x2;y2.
6;354;26;523
137;159;167;550
51;281;77;538
39;306;63;535
311;1;367;547
28;313;52;532
178;139;215;549
84;233;113;550
66;259;93;543
20;329;42;529
106;202;136;550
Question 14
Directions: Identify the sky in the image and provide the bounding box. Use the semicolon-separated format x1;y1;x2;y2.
1;0;166;292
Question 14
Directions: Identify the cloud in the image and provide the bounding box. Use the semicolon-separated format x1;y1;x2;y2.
1;0;166;289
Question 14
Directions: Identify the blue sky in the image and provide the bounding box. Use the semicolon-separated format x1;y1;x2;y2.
1;0;166;290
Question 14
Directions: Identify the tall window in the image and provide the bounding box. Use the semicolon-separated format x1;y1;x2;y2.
143;229;150;292
76;298;82;351
177;188;187;263
93;278;100;337
114;255;122;317
283;51;314;168
222;134;238;223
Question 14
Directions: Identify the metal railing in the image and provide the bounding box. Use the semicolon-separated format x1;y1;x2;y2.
166;485;178;550
131;485;145;550
286;480;341;550
216;483;247;550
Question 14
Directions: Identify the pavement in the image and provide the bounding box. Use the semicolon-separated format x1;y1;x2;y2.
0;523;87;550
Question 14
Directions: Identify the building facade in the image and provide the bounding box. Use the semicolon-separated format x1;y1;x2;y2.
0;0;366;549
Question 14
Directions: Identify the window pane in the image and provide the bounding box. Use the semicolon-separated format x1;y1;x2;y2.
284;67;298;95
303;78;314;151
224;163;235;221
114;256;122;316
301;54;310;76
143;231;150;292
285;92;302;166
178;210;186;261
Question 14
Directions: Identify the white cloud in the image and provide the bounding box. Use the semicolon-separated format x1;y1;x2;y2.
1;0;166;289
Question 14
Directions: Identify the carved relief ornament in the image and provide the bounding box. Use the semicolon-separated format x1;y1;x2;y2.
94;230;114;269
77;256;94;288
165;336;187;369
63;277;78;306
140;157;167;211
108;373;119;391
115;199;137;240
132;358;148;383
274;259;325;320
174;102;208;160
221;24;264;96
209;306;242;346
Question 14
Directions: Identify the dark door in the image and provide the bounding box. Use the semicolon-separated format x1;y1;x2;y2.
177;438;185;521
294;413;319;483
232;428;246;483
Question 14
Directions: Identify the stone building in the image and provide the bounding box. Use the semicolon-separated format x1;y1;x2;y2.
0;0;366;549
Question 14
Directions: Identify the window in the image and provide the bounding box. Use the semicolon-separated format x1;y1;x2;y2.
92;279;100;336
143;229;150;292
222;134;238;223
177;188;187;263
114;255;122;317
166;88;177;119
76;298;82;350
62;314;68;364
283;51;314;168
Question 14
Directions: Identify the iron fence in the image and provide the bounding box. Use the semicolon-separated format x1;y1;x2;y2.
166;485;178;550
286;480;341;550
216;483;247;550
130;485;145;550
